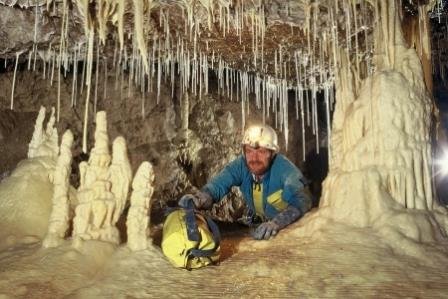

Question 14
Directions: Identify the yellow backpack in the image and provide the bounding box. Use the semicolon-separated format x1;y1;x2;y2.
161;204;220;270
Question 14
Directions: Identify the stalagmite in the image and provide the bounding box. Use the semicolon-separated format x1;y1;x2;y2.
126;162;155;251
72;111;120;247
109;136;132;224
28;107;59;159
42;130;74;248
28;106;47;159
44;107;60;158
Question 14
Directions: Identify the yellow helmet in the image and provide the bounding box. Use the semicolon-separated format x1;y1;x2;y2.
242;124;279;152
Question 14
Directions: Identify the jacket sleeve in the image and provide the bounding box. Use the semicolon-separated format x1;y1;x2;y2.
281;166;312;216
201;156;244;202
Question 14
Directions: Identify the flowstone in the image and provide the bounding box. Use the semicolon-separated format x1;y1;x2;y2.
299;2;448;262
0;106;58;247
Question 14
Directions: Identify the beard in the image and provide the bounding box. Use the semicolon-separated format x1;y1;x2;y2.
247;160;268;175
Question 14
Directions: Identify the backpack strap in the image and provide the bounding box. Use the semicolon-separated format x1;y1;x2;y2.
187;216;221;258
166;197;201;242
184;203;200;242
180;197;220;247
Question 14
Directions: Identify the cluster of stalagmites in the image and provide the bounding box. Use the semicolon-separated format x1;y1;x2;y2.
28;106;155;251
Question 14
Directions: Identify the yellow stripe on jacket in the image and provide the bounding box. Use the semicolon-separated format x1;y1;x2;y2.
253;182;264;217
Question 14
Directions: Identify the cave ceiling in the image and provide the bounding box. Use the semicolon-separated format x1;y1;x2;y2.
0;0;445;89
0;0;376;85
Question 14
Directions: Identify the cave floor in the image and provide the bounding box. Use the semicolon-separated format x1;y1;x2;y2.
0;220;447;299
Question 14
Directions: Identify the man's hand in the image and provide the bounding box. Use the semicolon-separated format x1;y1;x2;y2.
251;206;302;240
178;191;213;210
252;221;280;240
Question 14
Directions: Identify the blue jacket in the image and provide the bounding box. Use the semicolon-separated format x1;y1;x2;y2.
202;154;311;220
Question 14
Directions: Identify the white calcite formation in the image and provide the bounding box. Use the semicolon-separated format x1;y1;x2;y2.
126;161;155;251
0;107;58;247
300;2;448;260
109;136;133;224
43;130;74;248
72;111;132;247
33;109;152;250
28;106;59;159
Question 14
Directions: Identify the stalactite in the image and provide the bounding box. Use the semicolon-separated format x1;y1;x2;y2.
181;91;189;136
10;52;20;110
133;0;151;74
103;57;108;101
300;88;306;161
57;55;61;122
157;48;161;104
43;46;49;80
71;46;78;107
94;41;100;115
14;0;433;175
82;30;95;154
80;53;87;95
49;53;55;86
27;51;32;71
324;83;332;161
32;45;37;72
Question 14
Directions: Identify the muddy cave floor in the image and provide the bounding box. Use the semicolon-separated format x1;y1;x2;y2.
1;218;448;299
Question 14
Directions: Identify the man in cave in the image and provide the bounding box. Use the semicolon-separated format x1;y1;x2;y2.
179;124;312;240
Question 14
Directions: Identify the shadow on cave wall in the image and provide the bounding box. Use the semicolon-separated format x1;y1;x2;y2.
304;147;329;207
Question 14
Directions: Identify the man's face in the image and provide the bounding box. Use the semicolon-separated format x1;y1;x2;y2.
244;145;273;176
